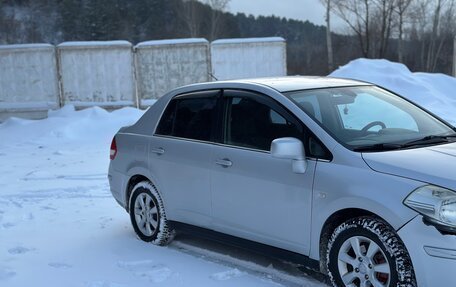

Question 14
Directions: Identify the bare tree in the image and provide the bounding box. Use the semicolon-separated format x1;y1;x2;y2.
408;0;455;71
454;36;456;76
181;0;203;37
395;0;414;62
372;0;396;58
205;0;230;40
409;0;431;68
320;0;334;72
418;0;455;71
426;0;444;71
332;0;371;57
432;0;456;71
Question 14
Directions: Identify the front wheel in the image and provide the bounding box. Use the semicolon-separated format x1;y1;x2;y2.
327;217;416;287
129;181;174;245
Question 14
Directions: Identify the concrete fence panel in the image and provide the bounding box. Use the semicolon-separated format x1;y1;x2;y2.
135;38;211;106
0;44;59;120
211;37;287;81
57;41;135;108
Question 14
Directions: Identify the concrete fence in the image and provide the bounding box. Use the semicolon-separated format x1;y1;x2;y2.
0;44;60;119
57;41;136;108
211;37;287;80
0;37;287;120
135;38;211;107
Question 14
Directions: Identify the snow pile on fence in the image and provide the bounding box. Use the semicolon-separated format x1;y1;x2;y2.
330;59;456;125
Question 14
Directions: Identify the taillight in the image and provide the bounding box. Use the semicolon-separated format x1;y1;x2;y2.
110;137;117;160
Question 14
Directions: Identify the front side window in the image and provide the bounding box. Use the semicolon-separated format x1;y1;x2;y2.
287;86;455;151
155;91;217;141
223;93;302;151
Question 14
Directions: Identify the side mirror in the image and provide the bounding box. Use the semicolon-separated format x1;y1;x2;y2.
271;137;307;173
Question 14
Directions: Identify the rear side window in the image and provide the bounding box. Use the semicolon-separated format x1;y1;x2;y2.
155;91;218;142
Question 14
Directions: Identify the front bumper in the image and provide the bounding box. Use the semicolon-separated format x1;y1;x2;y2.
398;216;456;286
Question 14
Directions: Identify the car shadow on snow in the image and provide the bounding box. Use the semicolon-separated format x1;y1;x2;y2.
171;234;330;287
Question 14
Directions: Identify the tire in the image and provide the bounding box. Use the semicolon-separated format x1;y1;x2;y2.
129;181;174;245
327;216;416;287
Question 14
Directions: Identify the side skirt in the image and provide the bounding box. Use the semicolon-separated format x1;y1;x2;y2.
169;221;320;272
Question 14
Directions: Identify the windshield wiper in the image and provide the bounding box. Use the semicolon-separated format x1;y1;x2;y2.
402;134;456;147
353;134;456;152
353;143;404;152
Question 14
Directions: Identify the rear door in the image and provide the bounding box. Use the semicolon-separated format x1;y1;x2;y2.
210;89;317;254
150;90;220;228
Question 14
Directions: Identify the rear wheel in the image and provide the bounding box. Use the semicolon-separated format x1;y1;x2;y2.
129;181;174;245
327;217;416;287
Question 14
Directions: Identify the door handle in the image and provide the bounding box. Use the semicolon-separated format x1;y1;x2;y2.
215;158;232;168
151;147;165;155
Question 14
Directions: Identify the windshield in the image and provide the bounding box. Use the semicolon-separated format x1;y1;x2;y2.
286;86;455;151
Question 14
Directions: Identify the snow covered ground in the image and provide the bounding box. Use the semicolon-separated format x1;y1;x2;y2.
0;106;326;287
1;58;455;287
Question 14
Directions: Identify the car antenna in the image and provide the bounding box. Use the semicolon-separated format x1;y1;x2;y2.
209;72;218;81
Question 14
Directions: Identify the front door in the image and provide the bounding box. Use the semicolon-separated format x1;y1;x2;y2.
211;90;316;255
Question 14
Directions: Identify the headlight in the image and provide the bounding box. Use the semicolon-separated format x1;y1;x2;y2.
404;185;456;230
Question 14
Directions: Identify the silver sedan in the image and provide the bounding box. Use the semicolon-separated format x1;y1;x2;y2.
108;77;456;287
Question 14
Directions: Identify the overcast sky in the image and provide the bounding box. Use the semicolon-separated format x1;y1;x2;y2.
228;0;345;29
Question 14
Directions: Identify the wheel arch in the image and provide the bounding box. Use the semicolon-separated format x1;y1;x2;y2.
318;208;387;274
125;174;152;212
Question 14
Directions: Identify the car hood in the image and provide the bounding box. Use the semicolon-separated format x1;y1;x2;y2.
362;142;456;191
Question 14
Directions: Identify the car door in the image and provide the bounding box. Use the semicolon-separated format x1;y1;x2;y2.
150;90;220;228
211;89;317;255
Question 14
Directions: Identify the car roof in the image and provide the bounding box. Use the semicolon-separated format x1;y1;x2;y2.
213;76;371;92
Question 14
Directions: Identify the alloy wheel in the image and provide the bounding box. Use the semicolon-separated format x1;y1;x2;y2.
134;193;159;236
337;236;391;287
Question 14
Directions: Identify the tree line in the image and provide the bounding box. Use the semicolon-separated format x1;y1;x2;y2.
322;0;456;73
0;0;455;75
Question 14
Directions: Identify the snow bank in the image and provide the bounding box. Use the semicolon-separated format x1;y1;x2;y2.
0;105;144;148
330;59;456;125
